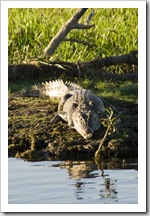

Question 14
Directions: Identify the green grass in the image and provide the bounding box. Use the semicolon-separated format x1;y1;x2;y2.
8;8;138;64
8;8;138;108
9;78;138;108
80;79;138;105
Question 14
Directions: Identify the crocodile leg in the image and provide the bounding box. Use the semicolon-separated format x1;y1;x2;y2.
58;93;72;112
50;113;62;124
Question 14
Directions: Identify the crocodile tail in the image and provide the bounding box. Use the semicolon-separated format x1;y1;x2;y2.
44;80;82;98
44;80;70;98
15;79;82;98
14;83;45;97
65;81;82;91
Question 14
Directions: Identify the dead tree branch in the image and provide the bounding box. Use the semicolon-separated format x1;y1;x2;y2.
8;50;138;82
63;38;94;48
80;50;138;68
43;8;94;56
86;10;95;25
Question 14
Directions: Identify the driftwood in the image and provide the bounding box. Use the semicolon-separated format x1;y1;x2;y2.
43;8;94;56
80;50;138;68
50;50;138;70
8;50;138;82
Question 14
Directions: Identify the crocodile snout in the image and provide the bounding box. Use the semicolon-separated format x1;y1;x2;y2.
84;133;93;139
82;128;93;139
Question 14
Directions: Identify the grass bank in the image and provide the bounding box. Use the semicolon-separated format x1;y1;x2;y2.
8;8;138;161
8;8;138;64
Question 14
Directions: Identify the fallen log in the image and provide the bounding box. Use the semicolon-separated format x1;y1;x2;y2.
8;50;138;82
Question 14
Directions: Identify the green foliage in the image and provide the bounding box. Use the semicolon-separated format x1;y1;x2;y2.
8;8;138;64
101;107;120;134
95;107;119;158
93;80;138;105
119;81;138;96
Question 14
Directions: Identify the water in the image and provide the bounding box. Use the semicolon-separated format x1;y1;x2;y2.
8;158;138;204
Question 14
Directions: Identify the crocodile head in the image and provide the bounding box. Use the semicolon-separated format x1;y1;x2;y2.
72;109;101;139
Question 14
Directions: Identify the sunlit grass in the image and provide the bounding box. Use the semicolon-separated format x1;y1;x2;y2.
96;80;138;104
8;8;138;106
80;79;137;105
78;78;137;104
8;8;138;64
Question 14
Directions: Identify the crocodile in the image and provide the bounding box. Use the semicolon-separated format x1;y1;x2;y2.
17;80;105;139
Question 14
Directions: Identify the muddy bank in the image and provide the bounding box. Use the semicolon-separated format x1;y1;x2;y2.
8;96;138;161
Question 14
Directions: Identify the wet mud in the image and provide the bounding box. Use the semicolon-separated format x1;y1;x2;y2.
8;96;138;161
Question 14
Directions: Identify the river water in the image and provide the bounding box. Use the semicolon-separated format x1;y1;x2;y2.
8;158;138;204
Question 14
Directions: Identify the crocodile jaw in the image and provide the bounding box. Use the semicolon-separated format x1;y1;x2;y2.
82;130;93;139
72;110;101;139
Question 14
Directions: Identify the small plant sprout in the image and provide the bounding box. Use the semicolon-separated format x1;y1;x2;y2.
95;107;119;159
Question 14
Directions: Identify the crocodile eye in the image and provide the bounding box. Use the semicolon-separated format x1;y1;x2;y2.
72;103;78;109
89;100;93;106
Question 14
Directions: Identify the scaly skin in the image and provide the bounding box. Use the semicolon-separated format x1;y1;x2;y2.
57;88;105;138
16;80;105;139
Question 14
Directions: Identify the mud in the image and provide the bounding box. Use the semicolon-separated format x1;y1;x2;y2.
8;96;138;161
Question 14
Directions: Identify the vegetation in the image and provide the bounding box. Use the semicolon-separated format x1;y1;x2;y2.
8;8;138;64
8;8;138;161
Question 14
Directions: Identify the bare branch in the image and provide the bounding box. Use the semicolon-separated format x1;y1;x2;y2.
72;23;94;29
70;8;88;20
86;10;95;25
43;8;94;56
63;38;94;48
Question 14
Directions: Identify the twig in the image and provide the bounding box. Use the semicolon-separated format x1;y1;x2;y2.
98;96;120;113
77;62;81;79
63;38;94;48
95;110;113;158
86;10;95;25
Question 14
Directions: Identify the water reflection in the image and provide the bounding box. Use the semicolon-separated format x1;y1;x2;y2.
100;177;118;203
9;158;138;204
53;161;97;178
52;158;138;179
52;158;137;203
